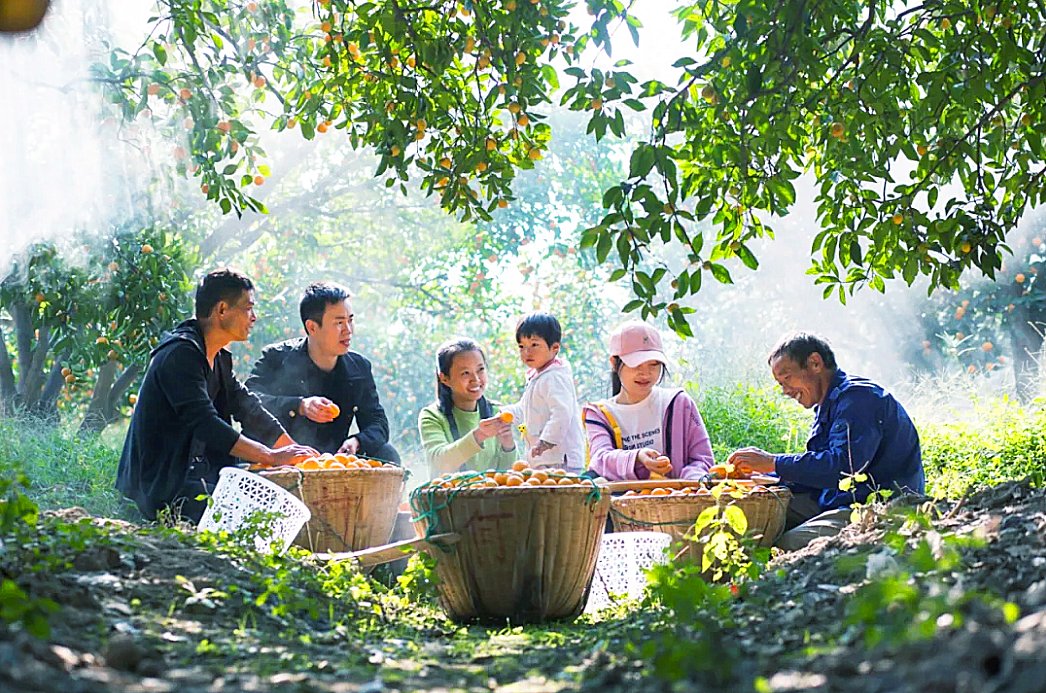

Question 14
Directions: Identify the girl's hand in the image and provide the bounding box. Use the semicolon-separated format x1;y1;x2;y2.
473;415;512;446
637;449;671;476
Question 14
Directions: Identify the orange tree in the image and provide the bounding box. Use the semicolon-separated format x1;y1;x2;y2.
218;113;626;453
100;1;1044;335
910;213;1046;393
0;229;195;431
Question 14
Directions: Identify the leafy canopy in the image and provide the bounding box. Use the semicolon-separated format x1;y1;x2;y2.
101;1;1046;334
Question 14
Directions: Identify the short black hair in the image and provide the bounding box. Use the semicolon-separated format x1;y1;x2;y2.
299;282;351;328
768;332;838;370
195;268;253;319
515;312;561;346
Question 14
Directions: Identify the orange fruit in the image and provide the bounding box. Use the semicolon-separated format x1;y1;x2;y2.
367;458;383;468
511;460;528;472
328;403;341;418
334;453;353;465
557;477;574;486
638;489;652;496
505;474;524;487
531;470;548;483
651;487;671;495
326;460;346;469
494;472;509;485
524;477;543;486
299;458;321;470
499;411;514;423
542;478;558;486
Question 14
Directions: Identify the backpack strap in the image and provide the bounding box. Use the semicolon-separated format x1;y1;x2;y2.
662;389;685;461
583;402;625;470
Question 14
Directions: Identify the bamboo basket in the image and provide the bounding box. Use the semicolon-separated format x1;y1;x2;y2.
262;466;406;553
410;485;610;624
611;485;792;561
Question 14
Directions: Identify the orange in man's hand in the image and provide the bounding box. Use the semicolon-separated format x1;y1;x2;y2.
499;411;514;423
328;403;341;418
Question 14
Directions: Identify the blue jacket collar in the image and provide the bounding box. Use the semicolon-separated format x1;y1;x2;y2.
815;368;848;421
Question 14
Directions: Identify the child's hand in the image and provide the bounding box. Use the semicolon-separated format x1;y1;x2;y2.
530;439;556;458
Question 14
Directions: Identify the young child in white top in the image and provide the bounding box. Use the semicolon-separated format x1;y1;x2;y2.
503;312;586;471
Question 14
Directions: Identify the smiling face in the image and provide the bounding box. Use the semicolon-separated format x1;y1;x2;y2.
439;348;488;411
517;334;559;370
218;290;257;343
615;358;663;403
771;352;832;409
305;299;354;359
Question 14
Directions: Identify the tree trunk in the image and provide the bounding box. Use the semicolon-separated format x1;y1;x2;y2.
1008;315;1044;401
0;320;16;415
78;361;140;435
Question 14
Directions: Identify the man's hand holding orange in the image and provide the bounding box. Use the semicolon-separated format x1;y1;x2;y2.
300;396;338;423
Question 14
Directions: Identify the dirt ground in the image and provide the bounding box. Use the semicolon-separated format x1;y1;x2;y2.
3;480;1045;692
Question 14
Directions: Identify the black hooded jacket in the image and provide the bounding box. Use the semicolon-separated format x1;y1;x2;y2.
115;319;286;519
244;337;390;455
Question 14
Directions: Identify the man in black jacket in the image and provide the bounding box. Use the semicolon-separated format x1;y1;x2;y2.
116;269;316;523
245;282;400;462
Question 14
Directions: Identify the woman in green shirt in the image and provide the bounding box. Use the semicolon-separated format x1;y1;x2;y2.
418;338;517;475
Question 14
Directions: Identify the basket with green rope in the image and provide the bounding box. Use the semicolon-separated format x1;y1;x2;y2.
408;467;609;624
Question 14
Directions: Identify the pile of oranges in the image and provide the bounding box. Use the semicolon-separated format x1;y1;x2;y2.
290;453;393;471
430;460;594;489
707;462;755;480
619;483;775;498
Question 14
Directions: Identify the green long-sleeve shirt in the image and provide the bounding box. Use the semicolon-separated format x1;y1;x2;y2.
417;402;517;476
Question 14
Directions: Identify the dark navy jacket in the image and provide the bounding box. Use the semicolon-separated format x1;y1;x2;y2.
774;369;924;511
115;319;286;519
244;338;390;455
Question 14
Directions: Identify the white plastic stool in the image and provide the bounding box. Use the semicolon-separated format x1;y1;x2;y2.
198;467;311;554
586;531;672;613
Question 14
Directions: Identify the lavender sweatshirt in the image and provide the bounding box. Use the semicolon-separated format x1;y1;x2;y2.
583;388;715;481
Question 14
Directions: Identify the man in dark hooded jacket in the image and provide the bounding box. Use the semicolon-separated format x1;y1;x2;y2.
116;269;316;522
245;282;399;462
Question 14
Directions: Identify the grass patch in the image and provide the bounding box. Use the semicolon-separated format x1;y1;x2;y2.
0;417;130;519
695;382;808;462
920;396;1046;498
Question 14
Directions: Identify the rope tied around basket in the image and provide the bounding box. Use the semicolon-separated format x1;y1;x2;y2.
409;470;490;547
409;470;605;545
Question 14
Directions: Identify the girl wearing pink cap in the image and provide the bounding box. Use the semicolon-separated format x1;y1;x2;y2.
583;321;715;480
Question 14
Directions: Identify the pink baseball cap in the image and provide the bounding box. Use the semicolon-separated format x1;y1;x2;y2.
609;321;668;368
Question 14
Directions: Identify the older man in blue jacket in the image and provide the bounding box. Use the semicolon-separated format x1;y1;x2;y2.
729;332;924;551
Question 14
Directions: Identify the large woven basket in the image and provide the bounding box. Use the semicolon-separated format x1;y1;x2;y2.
262;466;406;553
611;485;792;561
411;485;610;624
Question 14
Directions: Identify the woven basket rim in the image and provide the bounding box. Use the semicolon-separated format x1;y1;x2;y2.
413;484;604;498
611;486;791;505
261;465;406;477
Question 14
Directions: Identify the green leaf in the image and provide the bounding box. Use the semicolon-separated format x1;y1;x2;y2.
153;43;167;66
723;504;749;534
708;263;732;284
